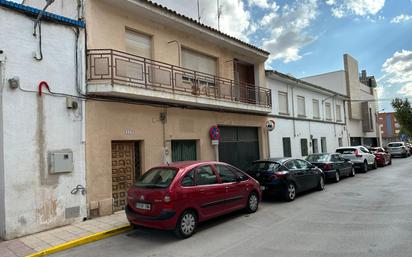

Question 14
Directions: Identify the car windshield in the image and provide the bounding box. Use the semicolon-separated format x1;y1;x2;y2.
135;168;178;188
388;143;402;147
306;154;330;162
247;162;280;173
336;148;356;154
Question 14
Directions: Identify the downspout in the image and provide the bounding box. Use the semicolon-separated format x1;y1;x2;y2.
290;84;296;137
0;53;5;239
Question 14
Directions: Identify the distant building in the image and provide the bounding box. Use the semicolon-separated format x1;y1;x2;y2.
302;54;380;147
266;70;349;158
378;112;402;145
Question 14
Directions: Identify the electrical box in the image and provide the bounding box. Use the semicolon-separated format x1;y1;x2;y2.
49;150;74;174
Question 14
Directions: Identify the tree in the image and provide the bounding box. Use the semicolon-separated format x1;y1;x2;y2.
391;98;412;137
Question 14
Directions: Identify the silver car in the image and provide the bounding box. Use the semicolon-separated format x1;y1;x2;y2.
336;146;376;173
387;142;409;158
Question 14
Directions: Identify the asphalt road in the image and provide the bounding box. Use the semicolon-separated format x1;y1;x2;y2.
53;157;412;257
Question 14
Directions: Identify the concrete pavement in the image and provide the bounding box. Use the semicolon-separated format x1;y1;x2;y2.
51;157;412;257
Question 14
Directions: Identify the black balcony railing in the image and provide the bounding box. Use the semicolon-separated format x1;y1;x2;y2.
87;49;272;108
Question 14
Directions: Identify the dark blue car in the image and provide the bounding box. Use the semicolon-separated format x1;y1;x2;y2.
246;158;325;201
306;153;355;183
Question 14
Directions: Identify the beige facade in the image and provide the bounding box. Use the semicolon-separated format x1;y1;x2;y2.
84;0;271;216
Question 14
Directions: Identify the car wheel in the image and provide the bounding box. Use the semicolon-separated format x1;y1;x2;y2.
245;192;259;213
362;161;368;173
284;183;296;202
349;167;356;177
174;210;197;239
317;176;325;191
334;171;340;183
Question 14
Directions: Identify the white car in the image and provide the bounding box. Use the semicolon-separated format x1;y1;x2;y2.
387;142;409;158
336;146;377;173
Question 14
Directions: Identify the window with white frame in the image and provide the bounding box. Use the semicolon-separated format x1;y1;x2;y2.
297;96;306;117
325;102;332;120
336;104;342;121
278;91;289;114
312;99;320;119
125;29;151;58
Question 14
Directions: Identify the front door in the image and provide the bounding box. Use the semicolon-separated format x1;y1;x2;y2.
112;142;137;212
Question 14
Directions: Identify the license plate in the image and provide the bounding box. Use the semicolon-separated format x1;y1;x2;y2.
136;202;151;210
260;186;266;191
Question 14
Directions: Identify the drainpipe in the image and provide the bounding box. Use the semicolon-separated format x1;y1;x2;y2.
290;84;296;137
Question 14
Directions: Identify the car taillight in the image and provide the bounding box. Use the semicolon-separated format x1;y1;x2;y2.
162;195;174;209
323;163;332;171
355;149;362;158
272;171;287;179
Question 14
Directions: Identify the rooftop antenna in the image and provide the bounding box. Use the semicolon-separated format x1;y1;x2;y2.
217;0;222;31
197;0;201;23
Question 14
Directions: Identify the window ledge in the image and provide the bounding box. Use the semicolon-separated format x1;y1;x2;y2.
279;112;290;116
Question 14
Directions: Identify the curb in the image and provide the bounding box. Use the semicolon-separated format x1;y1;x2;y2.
25;224;133;257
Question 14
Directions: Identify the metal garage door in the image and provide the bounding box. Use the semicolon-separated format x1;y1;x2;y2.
218;126;260;171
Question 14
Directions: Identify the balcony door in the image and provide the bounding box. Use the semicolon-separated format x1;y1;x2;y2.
233;60;255;104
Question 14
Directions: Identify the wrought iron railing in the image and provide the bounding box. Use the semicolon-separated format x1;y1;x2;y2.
87;49;272;108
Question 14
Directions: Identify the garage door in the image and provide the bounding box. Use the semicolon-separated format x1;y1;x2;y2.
218;126;260;171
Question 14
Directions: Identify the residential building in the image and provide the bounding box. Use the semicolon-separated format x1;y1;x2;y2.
0;1;86;239
378;112;402;145
266;71;349;158
84;0;272;216
303;54;379;147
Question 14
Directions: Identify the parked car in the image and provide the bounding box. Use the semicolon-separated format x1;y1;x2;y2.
406;143;412;155
335;146;376;173
387;142;409;158
246;158;325;202
368;147;392;166
126;161;261;238
306;153;355;182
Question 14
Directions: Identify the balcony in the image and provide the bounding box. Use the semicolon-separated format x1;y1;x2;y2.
86;49;272;113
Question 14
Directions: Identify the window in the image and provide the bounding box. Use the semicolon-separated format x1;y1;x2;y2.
182;48;217;75
297;96;306;117
338;137;343;147
285;160;298;170
135;168;177;188
312;138;319;153
125;29;151;58
195;166;217;185
295;159;311;169
229;167;249;181
325;102;332;120
306;154;329;162
282;137;292;157
215;165;237;183
278;92;289;114
312;99;320;119
336;105;342;121
181;170;195;187
300;139;308;156
369;108;374;130
321;137;327;153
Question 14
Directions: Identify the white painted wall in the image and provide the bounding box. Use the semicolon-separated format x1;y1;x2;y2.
267;75;348;158
0;53;6;239
0;7;86;239
9;0;82;19
301;71;347;96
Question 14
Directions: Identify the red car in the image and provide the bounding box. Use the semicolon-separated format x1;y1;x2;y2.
369;147;392;166
126;161;261;238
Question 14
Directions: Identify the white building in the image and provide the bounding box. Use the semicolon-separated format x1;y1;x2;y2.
303;54;379;147
266;70;349;158
0;0;86;239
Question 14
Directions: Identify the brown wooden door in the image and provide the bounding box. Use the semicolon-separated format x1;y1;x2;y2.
233;61;256;103
112;142;135;212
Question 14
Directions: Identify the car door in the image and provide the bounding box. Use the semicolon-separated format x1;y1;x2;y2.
285;160;307;192
215;164;246;211
193;165;227;219
296;159;318;190
339;154;352;176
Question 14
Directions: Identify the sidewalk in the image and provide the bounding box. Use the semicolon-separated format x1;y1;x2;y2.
0;211;130;257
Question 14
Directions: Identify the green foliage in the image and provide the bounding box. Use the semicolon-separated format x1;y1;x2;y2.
391;98;412;137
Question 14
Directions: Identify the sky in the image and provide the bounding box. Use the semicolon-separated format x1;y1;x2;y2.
152;0;412;112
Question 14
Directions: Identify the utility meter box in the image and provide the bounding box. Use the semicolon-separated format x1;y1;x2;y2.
49;150;74;174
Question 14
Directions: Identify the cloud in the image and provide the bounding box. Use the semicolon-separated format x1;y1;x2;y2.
151;0;252;41
326;0;385;18
380;50;412;99
248;0;270;9
391;14;412;24
260;0;319;63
